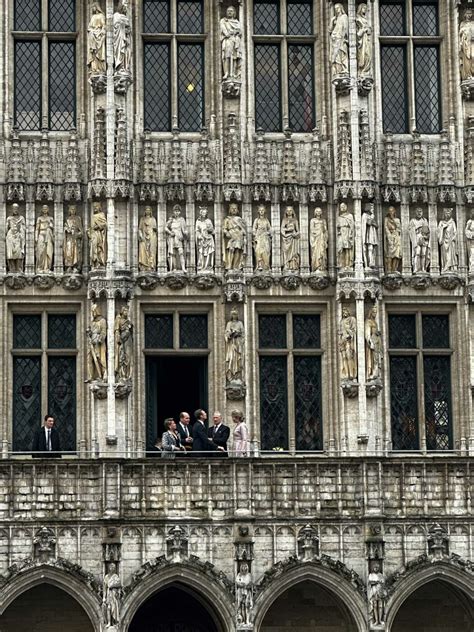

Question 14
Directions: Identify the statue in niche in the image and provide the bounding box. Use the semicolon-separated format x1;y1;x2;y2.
87;3;106;74
225;308;244;382
165;204;188;273
281;206;300;272
383;206;401;273
356;3;372;76
336;202;355;270
63;205;83;273
223;203;247;272
329;3;349;76
87;302;107;382
220;6;242;81
365;305;381;381
88;201;107;269
466;209;474;273
252;205;272;272
310;207;328;273
103;562;122;628
114;305;133;382
368;562;385;627
408;207;430;273
138;206;157;272
459;9;474;81
5;203;26;273
113;0;132;74
35;205;54;273
437;208;458;274
195;207;215;273
361;202;378;269
236;561;253;626
338;307;357;380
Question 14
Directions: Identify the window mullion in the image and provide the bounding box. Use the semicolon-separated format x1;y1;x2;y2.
42;33;49;128
407;40;416;132
171;36;178;127
42;313;48;418
281;39;289;129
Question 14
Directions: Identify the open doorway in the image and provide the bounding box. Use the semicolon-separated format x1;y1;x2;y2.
146;355;208;451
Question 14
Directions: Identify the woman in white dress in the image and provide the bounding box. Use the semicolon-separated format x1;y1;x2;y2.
232;410;248;457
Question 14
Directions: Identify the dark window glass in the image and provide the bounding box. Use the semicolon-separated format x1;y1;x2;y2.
49;0;75;31
293;315;320;349
144;0;170;32
48;356;76;452
422;315;449;349
259;315;287;348
48;314;76;349
49;41;76;130
294;356;322;450
379;3;405;36
254;0;279;34
178;0;203;33
178;43;203;131
144;43;170;131
390;356;419;450
14;0;41;31
179;314;208;348
255;44;281;132
145;314;174;348
14;41;41;130
287;0;312;35
413;1;438;36
13;356;42;452
424;356;452;450
381;46;407;133
288;45;314;132
13;315;42;349
389;314;416;348
414;46;440;134
260;356;288;450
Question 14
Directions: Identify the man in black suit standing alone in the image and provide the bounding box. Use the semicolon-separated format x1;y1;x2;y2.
32;414;62;458
192;409;224;457
208;411;230;456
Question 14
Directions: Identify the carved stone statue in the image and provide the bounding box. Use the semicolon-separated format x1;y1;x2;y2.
220;6;242;81
437;208;458;274
409;207;431;273
138;206;157;272
114;305;133;382
459;9;474;81
87;303;107;382
365;305;381;381
63;205;83;273
329;3;349;76
338;307;357;380
356;3;372;76
195;207;215;273
165;204;188;273
236;561;253;626
310;207;328;273
223;203;247;271
35;205;54;273
252;205;272;272
88;202;107;269
466;209;474;273
281;206;300;272
113;1;132;74
87;3;106;74
336;202;355;270
384;206;401;273
225;308;244;382
368;562;385;627
6;203;26;273
103;562;122;628
362;202;378;269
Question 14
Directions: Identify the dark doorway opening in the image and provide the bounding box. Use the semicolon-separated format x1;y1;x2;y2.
128;583;219;632
146;355;208;452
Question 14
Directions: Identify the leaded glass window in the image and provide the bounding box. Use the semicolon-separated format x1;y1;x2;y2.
145;314;174;349
380;0;441;134
388;312;453;451
144;312;209;350
179;314;208;349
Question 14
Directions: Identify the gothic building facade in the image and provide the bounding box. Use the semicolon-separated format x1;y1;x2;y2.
0;0;473;630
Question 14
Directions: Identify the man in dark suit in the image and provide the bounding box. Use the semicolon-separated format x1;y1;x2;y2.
191;409;224;457
177;411;193;451
208;411;230;456
32;414;62;458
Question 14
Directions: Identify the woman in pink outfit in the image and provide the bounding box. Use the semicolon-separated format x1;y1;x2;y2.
232;410;248;457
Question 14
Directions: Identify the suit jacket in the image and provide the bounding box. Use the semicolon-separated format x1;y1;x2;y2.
208;424;230;455
177;422;193;450
192;420;219;456
32;426;61;458
161;431;183;452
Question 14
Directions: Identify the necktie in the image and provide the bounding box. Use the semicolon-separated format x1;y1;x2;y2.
47;430;51;451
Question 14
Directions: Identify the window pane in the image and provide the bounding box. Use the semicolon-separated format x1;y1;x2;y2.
179;314;208;348
48;356;76;453
259;315;287;348
178;44;203;132
414;46;440;134
14;0;41;30
260;356;288;451
15;41;41;130
14;315;42;349
422;315;449;348
388;314;416;348
49;41;76;130
254;0;279;34
287;0;312;35
294;356;322;450
145;314;173;348
178;0;202;33
13;356;41;452
49;0;75;31
424;356;452;450
48;314;76;349
144;43;170;131
381;46;407;134
379;3;405;36
390;356;419;450
288;45;314;132
255;44;281;132
413;1;438;36
293;315;320;349
144;0;170;32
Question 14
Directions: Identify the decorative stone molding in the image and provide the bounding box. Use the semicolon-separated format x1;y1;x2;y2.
224;276;247;302
136;273;160;291
192;273;220;290
33;527;56;562
226;379;246;400
306;274;330;290
427;524;449;561
341;379;359;398
88;380;108;399
280;273;302;290
62;274;84;290
461;78;474;100
366;379;382;398
89;73;106;93
114;379;132;399
250;274;274;290
333;75;352;94
382;273;402;291
4;274;28;290
337;280;382;301
297;525;319;561
164;272;188;290
222;78;241;97
408;273;432;290
33;274;56;290
437;273;463;290
166;526;189;562
357;76;373;96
